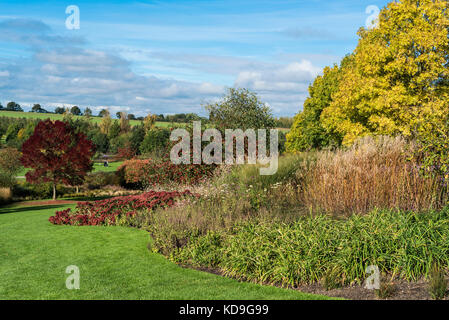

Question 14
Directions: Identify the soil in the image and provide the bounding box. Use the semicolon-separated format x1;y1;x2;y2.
184;265;447;300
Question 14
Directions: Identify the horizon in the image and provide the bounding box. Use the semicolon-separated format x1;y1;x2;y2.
0;0;388;117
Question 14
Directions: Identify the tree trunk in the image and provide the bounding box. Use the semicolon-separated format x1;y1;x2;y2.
53;183;56;201
76;186;79;194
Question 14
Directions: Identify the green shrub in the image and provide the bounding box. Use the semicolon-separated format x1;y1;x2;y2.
155;209;449;287
139;128;170;155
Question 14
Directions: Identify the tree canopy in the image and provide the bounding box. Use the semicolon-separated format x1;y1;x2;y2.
206;87;275;132
288;0;449;150
20;120;95;200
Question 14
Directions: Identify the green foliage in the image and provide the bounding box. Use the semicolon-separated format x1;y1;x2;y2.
139;128;171;155
54;107;65;114
110;132;132;154
206;87;275;132
6;101;23;112
274;117;294;129
162;209;449;287
0;147;22;187
428;263;447;300
5;122;24;148
130;124;146;154
412;112;449;182
108;120;121;140
70;106;81;116
90;131;110;153
286;57;351;152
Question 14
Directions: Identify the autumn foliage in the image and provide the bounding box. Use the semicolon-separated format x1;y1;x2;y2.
288;0;449;150
20;120;95;199
49;190;194;226
118;159;215;188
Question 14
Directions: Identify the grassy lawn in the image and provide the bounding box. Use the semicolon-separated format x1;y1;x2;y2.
0;110;186;128
17;161;123;178
92;161;123;173
0;203;333;300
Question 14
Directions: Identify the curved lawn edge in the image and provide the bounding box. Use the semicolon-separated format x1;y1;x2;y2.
0;203;335;300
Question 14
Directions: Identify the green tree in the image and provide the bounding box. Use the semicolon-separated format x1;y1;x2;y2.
205;88;275;132
31;104;42;112
6;101;23;112
130;124;146;154
286;56;352;152
54;107;65;114
90;131;110;153
108;120;121;140
140;128;170;155
70;106;81;116
0;147;22;188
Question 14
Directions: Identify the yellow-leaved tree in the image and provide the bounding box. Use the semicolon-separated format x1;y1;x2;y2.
320;0;449;146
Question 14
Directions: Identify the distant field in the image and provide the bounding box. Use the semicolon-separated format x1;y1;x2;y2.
17;161;124;179
0;110;186;128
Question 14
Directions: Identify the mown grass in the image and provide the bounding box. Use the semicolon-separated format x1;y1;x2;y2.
0;203;332;300
16;161;123;178
0;110;185;128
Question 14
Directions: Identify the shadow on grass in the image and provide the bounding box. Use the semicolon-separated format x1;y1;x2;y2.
0;204;70;215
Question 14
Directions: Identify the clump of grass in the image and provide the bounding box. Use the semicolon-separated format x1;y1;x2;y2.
155;209;449;287
323;267;344;290
302;136;446;216
428;263;447;300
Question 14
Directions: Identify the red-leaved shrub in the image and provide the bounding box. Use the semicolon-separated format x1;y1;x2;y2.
49;190;194;226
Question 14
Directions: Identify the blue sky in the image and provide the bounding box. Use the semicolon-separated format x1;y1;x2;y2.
0;0;389;117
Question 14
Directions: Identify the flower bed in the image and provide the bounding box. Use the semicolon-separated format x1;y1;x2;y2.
49;190;194;226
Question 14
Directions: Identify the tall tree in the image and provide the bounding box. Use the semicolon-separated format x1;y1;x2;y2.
99;109;112;135
320;0;449;145
20;120;95;200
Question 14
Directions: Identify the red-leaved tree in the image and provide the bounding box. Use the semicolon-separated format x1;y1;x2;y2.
21;120;95;200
